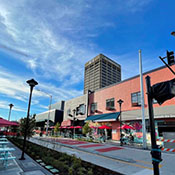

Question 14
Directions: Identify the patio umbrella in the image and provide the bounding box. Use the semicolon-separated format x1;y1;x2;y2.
0;118;19;126
98;125;112;129
118;124;135;130
74;126;82;129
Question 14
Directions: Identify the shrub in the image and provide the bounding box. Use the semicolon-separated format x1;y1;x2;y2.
87;169;93;175
77;167;87;175
68;167;73;175
9;137;120;175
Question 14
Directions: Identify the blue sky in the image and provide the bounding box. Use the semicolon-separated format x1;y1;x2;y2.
0;0;174;121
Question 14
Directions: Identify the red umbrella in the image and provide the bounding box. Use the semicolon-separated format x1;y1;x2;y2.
98;125;112;129
118;124;135;130
0;118;19;126
74;126;82;129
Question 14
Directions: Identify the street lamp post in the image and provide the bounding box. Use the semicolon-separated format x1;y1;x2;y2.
46;94;52;136
117;99;124;146
36;89;52;136
20;79;38;160
73;109;76;139
8;103;14;121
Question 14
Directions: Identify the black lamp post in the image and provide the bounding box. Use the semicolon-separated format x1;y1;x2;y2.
73;109;76;139
8;103;14;121
20;79;38;160
117;99;124;146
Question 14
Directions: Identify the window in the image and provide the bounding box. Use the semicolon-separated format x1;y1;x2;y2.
67;109;71;116
131;92;141;106
91;103;97;113
106;98;115;110
77;104;86;115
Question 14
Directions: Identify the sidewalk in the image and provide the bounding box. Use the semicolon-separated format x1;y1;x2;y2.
31;136;175;175
0;141;52;175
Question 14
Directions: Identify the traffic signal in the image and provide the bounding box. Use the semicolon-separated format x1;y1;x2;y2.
167;50;174;66
151;78;175;105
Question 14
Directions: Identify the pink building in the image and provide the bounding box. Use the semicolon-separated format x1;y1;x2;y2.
86;65;175;141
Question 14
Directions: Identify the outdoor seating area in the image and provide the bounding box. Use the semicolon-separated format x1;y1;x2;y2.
0;118;19;169
34;122;149;146
0;136;16;168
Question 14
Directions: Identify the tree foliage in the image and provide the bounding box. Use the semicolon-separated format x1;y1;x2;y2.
82;122;92;135
54;122;60;134
19;115;36;138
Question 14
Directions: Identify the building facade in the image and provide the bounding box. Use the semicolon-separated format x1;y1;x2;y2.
84;54;121;94
35;101;64;128
86;65;175;141
62;94;88;127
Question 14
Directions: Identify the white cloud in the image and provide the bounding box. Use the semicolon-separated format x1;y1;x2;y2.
0;0;152;87
0;67;83;106
0;100;25;112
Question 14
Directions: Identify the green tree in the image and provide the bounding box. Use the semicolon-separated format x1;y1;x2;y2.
19;115;36;138
54;122;60;135
10;125;20;133
82;122;92;136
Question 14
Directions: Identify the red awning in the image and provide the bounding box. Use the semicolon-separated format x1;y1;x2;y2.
60;126;67;129
0;118;19;127
98;125;112;129
74;126;82;129
69;126;74;129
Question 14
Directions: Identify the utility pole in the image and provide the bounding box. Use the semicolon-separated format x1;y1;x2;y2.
36;89;52;136
139;50;147;149
46;95;52;136
73;109;76;139
146;76;162;175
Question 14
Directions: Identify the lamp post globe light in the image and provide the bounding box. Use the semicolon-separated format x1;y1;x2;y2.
171;31;175;36
20;79;38;160
117;99;124;146
8;103;14;121
36;89;52;136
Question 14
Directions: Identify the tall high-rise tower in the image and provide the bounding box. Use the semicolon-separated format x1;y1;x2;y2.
84;54;121;94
